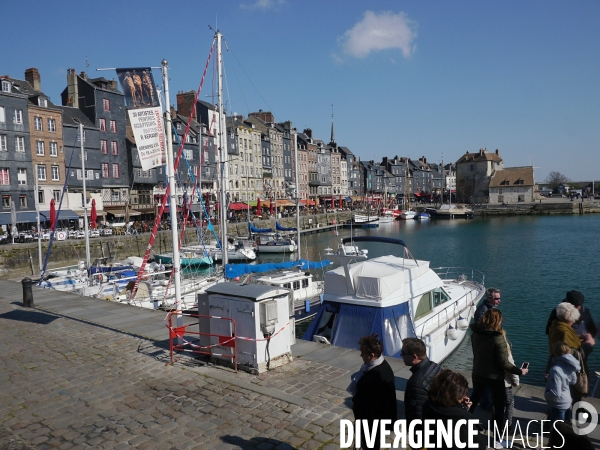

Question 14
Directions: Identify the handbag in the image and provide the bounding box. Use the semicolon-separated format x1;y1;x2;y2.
573;350;588;396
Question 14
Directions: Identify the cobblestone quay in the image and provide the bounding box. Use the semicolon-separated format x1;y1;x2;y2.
1;281;599;449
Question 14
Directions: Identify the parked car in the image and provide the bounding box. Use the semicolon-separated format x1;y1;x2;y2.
0;234;8;245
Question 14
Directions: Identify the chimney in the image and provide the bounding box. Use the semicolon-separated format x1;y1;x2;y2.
66;68;79;108
176;91;197;120
495;149;499;155
479;149;484;156
24;68;41;92
110;79;118;90
80;71;87;79
303;128;312;139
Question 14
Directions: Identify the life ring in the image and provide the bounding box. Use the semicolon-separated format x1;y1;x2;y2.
57;231;66;240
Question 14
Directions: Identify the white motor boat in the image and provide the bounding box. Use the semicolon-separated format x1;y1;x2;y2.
352;214;379;228
399;209;417;220
426;204;474;219
256;234;297;254
302;236;485;363
254;270;324;322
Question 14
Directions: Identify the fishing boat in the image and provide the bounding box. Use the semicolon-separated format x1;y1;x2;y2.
426;203;474;219
302;236;485;363
352;214;379;228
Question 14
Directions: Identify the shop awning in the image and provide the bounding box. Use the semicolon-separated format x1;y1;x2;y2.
214;202;248;211
350;196;362;201
0;209;80;225
299;199;315;206
273;200;295;207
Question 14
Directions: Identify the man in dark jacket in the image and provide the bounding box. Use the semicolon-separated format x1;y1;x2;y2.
545;290;597;358
402;338;441;424
474;287;501;323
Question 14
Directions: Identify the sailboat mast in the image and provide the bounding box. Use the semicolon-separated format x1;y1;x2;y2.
293;130;301;259
35;175;42;272
79;121;91;271
161;59;183;312
216;31;229;266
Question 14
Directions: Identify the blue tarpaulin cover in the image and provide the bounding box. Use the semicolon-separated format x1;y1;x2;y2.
276;222;297;232
225;259;331;279
249;222;273;233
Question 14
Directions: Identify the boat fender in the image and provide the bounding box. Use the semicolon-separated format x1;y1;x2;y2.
446;325;459;341
456;316;469;331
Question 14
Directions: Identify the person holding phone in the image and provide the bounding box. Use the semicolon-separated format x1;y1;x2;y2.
470;309;528;446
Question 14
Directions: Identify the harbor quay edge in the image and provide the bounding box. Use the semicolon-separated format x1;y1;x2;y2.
1;281;599;449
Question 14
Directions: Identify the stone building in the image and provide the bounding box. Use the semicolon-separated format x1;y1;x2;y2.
488;166;535;204
455;148;504;203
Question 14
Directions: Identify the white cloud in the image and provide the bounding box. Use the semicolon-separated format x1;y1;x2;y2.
340;10;417;59
240;0;286;10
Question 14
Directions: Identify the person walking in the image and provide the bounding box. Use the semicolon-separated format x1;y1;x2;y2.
469;309;528;444
347;334;397;449
545;341;580;422
401;337;441;426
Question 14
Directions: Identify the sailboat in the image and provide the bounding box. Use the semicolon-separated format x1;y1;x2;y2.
425;157;473;219
398;158;416;220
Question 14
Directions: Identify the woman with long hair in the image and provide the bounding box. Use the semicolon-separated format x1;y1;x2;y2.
470;309;528;443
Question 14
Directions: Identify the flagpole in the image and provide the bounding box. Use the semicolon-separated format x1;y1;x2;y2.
217;31;229;267
35;175;42;272
79;121;91;272
293;129;301;260
162;59;183;326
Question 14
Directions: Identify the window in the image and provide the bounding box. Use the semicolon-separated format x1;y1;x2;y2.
37;165;46;181
111;141;118;155
110;120;117;133
49;142;58;157
1;81;10;92
2;196;10;208
432;288;450;308
14;136;25;152
101;140;108;154
53;190;60;202
17;168;27;185
38;98;47;107
414;292;433;320
13;109;23;124
51;166;59;181
77;129;85;142
102;163;109;178
36;141;44;156
103;98;110;111
111;190;120;201
184;149;193;160
0;106;4;122
34;117;42;131
99;118;106;131
48;118;56;133
112;164;120;178
0;168;9;185
19;196;27;208
0;135;6;152
38;190;45;204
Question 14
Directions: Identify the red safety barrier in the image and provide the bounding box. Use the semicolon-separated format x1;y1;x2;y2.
165;311;237;372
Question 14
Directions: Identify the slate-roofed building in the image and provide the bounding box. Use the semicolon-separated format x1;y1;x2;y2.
339;146;361;197
61;69;129;218
488;166;535;204
455;148;504;203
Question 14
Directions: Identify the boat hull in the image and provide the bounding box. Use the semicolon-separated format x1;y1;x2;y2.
154;254;214;266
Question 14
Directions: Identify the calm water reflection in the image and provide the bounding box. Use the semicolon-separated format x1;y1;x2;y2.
258;215;600;386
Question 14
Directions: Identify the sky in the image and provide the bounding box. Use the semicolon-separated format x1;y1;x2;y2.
2;0;599;182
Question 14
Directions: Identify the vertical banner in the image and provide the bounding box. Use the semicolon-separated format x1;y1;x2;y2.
115;68;159;108
128;107;166;170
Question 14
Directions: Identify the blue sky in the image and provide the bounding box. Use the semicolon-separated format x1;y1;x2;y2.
3;1;599;181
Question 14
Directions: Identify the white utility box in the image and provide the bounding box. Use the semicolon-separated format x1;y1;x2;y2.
203;283;294;374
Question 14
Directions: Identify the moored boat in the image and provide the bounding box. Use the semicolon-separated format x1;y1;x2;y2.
302;236;485;363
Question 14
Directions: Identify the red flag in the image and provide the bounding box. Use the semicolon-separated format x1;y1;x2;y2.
269;199;274;215
256;197;261;211
90;199;97;229
49;199;56;230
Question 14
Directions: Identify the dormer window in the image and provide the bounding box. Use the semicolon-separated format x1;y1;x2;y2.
500;180;509;185
38;98;47;107
1;81;10;93
515;179;524;185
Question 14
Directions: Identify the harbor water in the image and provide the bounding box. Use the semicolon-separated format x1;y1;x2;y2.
257;215;600;386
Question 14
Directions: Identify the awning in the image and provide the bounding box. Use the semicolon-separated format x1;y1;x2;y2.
0;209;80;225
299;199;315;206
345;196;352;202
350;196;362;201
273;200;295;207
214;202;248;211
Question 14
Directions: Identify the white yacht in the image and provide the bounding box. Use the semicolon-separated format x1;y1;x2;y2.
303;236;485;363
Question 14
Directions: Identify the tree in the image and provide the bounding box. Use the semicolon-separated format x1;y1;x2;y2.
544;171;570;190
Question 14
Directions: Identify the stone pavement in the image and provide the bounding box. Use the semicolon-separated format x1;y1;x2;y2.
0;281;599;449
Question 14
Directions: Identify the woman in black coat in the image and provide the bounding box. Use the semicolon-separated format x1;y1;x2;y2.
347;334;397;449
422;369;488;450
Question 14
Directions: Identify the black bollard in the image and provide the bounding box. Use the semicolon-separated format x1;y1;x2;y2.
22;277;34;307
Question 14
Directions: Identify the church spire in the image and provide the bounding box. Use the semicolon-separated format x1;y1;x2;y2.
330;104;335;145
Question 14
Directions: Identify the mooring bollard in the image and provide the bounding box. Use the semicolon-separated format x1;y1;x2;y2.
22;277;34;307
